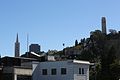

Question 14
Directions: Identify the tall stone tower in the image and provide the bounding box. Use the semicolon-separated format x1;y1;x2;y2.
15;33;20;57
101;17;107;34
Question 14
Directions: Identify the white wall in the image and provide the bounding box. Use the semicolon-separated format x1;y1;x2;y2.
73;64;89;80
32;60;89;80
32;61;39;72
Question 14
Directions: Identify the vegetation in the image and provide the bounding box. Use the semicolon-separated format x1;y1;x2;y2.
54;30;120;80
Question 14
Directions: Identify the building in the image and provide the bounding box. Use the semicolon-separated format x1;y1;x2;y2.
2;66;32;80
65;46;82;56
15;33;20;57
0;56;40;80
21;52;47;61
62;46;82;60
101;17;107;34
29;44;41;53
32;60;90;80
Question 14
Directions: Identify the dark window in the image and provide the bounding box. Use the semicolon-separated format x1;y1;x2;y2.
42;69;47;75
51;68;57;75
82;68;84;74
61;68;67;75
79;68;84;74
79;68;81;74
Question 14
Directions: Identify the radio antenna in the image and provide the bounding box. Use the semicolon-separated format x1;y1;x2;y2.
27;33;29;52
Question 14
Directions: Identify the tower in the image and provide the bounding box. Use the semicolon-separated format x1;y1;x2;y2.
15;33;20;57
101;17;107;34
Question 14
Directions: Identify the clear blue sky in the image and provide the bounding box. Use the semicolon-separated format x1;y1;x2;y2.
0;0;120;57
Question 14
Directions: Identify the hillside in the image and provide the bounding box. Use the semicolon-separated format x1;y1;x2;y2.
51;30;120;80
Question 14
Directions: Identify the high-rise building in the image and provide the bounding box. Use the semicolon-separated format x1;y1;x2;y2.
29;44;40;53
101;17;107;34
15;33;20;57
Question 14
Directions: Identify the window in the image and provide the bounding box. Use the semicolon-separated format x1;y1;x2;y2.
51;68;57;75
79;68;81;74
61;68;67;75
42;69;47;75
79;68;84;74
82;68;84;74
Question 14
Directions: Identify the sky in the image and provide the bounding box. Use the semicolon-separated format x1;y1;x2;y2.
0;0;120;57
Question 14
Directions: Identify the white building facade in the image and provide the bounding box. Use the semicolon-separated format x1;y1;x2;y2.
32;60;90;80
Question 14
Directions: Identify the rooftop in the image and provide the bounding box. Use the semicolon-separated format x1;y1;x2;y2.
33;59;90;65
72;60;90;65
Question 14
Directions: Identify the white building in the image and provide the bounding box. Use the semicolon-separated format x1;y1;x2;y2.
32;60;90;80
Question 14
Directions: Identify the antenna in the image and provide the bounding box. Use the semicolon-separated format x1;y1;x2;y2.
27;33;29;52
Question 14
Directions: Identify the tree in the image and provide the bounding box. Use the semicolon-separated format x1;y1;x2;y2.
100;46;116;80
75;40;78;46
110;60;120;80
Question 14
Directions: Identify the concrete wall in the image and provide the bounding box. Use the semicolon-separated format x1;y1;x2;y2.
14;67;32;75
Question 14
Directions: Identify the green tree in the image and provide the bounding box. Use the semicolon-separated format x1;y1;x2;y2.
100;46;116;80
75;40;78;46
110;60;120;80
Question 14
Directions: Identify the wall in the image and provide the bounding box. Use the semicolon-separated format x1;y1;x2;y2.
73;63;89;80
2;67;32;80
33;60;89;80
33;61;74;80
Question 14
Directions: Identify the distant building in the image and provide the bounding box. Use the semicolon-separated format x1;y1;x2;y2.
47;50;58;55
64;46;82;59
101;17;107;34
15;33;20;57
21;52;47;61
32;60;90;80
29;44;41;53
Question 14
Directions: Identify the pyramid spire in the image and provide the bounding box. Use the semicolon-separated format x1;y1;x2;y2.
15;33;20;57
16;33;19;42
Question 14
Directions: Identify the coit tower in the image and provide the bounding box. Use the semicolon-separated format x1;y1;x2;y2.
15;33;20;57
101;17;107;34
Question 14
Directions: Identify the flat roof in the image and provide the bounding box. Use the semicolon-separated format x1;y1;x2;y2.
34;60;90;65
73;60;90;65
2;56;38;61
